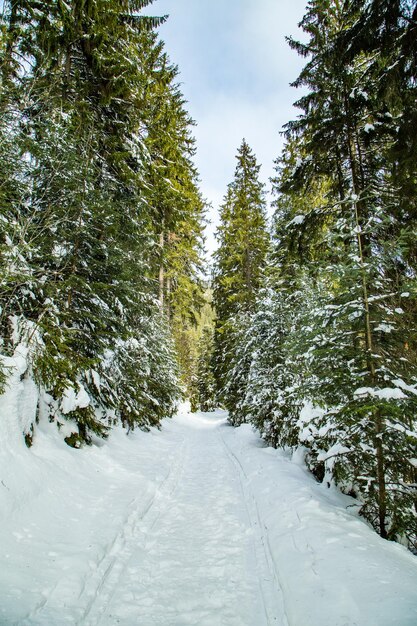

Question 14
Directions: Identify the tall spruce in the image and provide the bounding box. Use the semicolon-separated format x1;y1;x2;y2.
138;30;205;399
0;0;204;444
189;287;216;412
213;139;269;417
211;0;417;551
281;0;417;544
194;325;216;412
231;0;417;549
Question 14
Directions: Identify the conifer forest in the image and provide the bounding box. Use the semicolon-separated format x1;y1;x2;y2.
1;1;417;624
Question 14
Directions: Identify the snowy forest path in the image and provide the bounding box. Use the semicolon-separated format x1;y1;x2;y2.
5;407;417;626
86;411;287;626
218;428;289;626
77;430;189;625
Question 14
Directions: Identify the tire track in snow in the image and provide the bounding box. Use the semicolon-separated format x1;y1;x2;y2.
218;426;290;626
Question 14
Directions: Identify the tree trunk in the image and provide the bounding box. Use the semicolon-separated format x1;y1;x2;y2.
159;230;165;309
166;273;171;321
344;92;387;538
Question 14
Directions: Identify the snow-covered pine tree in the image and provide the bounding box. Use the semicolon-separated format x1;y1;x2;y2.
139;32;205;399
188;288;216;412
229;131;334;449
213;140;269;418
0;59;31;394
237;284;302;448
276;0;417;546
0;0;199;444
194;326;216;412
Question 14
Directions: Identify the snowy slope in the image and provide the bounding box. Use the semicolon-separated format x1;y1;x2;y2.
1;398;417;625
221;420;417;626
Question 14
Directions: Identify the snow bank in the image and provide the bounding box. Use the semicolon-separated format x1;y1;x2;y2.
0;384;184;624
61;384;91;414
221;421;417;626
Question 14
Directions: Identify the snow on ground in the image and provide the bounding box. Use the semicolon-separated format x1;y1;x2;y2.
221;421;417;626
1;398;417;625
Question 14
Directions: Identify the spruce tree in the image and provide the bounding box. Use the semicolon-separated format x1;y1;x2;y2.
270;0;417;545
139;33;205;398
195;326;216;412
223;0;417;550
0;0;201;443
213;139;269;417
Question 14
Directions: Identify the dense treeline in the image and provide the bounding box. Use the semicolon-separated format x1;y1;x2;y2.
213;0;417;551
0;0;204;444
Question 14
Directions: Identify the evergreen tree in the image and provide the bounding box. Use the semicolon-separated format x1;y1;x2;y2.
213;140;269;415
235;0;417;547
0;0;204;443
139;32;205;398
281;0;417;543
237;284;302;447
217;0;417;550
195;325;216;412
188;287;216;411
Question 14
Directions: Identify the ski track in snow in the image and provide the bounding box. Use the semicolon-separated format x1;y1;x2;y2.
217;428;288;626
78;435;189;625
1;407;417;625
85;414;284;626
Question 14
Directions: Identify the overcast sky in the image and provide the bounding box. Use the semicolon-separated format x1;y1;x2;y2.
152;0;308;255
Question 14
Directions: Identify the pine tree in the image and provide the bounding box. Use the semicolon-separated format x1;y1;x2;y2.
222;0;417;550
138;33;205;398
195;326;216;412
237;284;302;447
0;0;195;443
270;0;417;545
213;140;269;415
188;287;216;411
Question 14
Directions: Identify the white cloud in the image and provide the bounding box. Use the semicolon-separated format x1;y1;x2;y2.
240;0;307;82
153;0;308;257
194;89;300;253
